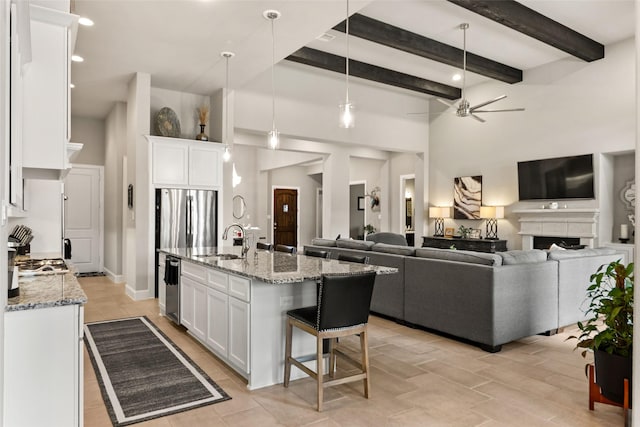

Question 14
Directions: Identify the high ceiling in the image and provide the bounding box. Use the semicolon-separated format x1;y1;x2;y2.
69;0;635;119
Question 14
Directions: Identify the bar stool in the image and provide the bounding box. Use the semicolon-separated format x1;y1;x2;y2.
337;253;369;264
304;248;329;259
256;242;273;251
275;244;297;254
284;271;377;411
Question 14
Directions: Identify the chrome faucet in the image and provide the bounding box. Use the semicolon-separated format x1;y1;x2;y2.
223;223;250;258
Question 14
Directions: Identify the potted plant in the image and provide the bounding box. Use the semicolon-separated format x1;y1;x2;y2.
363;224;376;236
571;260;634;405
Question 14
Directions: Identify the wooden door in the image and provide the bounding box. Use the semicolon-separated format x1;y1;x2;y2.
273;188;298;247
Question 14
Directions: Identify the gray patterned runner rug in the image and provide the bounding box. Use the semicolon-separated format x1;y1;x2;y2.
84;316;230;426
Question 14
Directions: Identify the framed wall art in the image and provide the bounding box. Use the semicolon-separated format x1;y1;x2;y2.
454;176;482;219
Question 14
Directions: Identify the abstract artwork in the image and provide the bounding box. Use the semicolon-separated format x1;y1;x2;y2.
454;176;482;219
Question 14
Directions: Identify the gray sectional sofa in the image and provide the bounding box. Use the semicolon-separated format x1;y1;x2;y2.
305;237;623;352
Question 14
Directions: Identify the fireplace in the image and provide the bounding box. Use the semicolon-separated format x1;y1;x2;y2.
514;208;599;250
533;236;584;250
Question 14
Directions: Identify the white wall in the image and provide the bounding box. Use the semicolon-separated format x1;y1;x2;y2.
0;0;9;417
70;116;105;165
350;157;385;233
104;102;126;281
8;180;63;254
429;38;635;249
150;87;211;141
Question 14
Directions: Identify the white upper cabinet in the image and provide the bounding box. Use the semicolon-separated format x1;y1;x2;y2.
21;5;78;179
148;136;223;189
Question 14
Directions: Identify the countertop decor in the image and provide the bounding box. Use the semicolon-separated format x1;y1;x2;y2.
159;246;396;284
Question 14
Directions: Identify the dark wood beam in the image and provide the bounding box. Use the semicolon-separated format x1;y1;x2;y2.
334;14;522;84
286;47;461;100
448;0;604;62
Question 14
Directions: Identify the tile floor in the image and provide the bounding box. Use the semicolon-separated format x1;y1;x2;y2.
81;276;625;426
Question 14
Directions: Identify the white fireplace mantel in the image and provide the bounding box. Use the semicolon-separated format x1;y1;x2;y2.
513;208;599;249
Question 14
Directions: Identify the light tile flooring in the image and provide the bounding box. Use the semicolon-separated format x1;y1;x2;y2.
81;276;625;426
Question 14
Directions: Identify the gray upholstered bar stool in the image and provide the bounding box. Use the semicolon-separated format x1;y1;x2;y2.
256;242;273;251
303;248;329;259
283;271;377;411
337;253;369;264
275;244;297;254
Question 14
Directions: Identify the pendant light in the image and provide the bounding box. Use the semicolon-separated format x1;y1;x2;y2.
264;10;281;149
339;0;354;128
221;51;234;162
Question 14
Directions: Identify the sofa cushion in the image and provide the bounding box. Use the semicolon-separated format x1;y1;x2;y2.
547;247;618;260
414;247;502;266
336;239;374;251
365;232;408;246
499;250;547;265
372;243;415;256
311;238;337;247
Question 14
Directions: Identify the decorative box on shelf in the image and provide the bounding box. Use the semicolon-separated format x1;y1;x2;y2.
422;236;508;253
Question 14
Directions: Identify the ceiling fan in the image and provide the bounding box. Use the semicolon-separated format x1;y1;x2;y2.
418;23;525;123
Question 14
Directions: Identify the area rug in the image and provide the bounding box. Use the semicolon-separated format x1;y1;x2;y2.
84;316;231;426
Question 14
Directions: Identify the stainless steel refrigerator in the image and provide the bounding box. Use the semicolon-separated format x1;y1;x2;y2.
154;188;218;297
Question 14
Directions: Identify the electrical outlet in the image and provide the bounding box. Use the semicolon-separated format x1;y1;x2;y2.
280;296;293;307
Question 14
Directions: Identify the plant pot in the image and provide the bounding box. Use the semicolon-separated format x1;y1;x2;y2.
594;349;632;406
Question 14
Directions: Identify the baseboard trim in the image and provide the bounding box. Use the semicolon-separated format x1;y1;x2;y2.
125;285;154;301
103;268;124;284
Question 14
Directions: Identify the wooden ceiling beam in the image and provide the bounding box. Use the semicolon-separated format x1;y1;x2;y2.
448;0;604;62
286;47;462;100
333;14;522;84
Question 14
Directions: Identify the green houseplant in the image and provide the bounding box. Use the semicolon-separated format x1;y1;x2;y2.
571;260;634;405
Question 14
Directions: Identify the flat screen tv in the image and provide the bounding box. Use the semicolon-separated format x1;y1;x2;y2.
517;154;594;201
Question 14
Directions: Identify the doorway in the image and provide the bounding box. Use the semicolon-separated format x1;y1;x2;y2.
400;175;415;246
64;164;104;273
273;188;298;247
349;182;365;239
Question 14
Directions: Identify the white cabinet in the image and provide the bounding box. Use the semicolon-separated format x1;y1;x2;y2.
4;304;84;427
150;137;223;188
179;260;250;375
228;296;250;373
206;287;228;356
21;5;77;178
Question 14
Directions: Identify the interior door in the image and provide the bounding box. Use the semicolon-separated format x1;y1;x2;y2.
273;188;297;247
64;166;102;273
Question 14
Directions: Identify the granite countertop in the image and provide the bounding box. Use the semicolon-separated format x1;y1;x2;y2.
6;272;88;312
159;247;397;284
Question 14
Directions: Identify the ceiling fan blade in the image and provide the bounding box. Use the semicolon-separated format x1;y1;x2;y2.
469;94;507;111
473;108;525;113
471;114;486;123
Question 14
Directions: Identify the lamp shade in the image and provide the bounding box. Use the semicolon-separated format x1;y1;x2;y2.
429;207;451;218
480;206;504;219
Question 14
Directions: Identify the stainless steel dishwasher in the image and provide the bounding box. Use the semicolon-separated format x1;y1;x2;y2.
164;255;181;324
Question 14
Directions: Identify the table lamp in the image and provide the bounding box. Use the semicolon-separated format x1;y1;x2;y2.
480;206;504;240
429;207;450;237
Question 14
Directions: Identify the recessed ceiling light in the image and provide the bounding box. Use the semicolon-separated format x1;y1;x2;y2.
78;17;94;26
71;55;84;62
70;83;75;88
452;73;462;82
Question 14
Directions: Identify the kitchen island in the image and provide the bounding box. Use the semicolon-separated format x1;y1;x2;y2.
5;270;87;427
159;247;396;389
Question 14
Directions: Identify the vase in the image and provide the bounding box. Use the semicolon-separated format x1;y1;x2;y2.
594;349;633;405
195;124;208;141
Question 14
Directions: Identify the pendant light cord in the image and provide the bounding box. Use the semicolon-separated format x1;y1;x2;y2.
271;16;276;131
345;0;350;103
225;55;230;145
